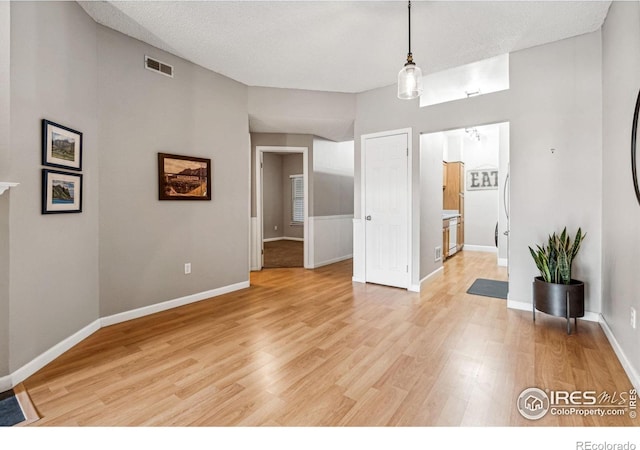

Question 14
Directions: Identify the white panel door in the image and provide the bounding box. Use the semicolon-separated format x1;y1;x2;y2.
364;133;409;288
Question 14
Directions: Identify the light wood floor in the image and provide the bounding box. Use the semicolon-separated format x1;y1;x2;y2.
22;251;636;426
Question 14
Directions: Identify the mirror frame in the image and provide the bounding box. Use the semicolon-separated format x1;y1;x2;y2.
633;89;640;206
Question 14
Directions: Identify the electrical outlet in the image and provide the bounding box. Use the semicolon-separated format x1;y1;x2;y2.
435;246;442;262
184;263;191;275
274;225;278;231
631;307;637;330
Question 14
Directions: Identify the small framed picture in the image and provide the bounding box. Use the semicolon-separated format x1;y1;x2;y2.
42;169;83;214
42;119;82;171
158;153;211;200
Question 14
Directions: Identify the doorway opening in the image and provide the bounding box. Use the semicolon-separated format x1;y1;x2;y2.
255;146;310;270
421;122;510;293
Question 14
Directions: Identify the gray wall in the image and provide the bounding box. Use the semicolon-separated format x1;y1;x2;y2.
0;2;10;376
312;138;354;217
282;153;304;239
420;133;445;273
602;1;640;384
262;153;284;240
356;30;603;311
0;2;9;180
97;25;249;317
0;194;9;376
9;1;100;370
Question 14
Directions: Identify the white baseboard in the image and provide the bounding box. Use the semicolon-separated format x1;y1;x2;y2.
1;280;250;389
420;266;444;285
263;236;304;243
352;276;365;284
463;245;498;253
507;299;599;322
497;258;508;267
311;254;352;269
0;374;13;392
599;316;640;391
408;284;420;293
101;280;250;327
9;319;101;387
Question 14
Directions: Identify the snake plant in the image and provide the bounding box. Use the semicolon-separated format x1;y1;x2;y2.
529;227;586;284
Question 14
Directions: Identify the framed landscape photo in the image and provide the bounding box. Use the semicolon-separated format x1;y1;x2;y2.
42;169;83;214
158;153;211;201
42;119;82;171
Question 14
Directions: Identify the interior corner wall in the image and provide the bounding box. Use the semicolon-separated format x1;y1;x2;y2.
262;153;284;240
601;0;640;385
97;26;250;317
355;30;602;307
9;1;100;370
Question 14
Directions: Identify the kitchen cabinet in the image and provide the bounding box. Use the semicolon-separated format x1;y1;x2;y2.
443;161;465;252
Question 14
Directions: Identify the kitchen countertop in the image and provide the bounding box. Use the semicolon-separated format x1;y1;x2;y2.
443;210;460;220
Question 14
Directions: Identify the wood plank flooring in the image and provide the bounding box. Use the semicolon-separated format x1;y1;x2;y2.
263;240;303;268
22;251;637;426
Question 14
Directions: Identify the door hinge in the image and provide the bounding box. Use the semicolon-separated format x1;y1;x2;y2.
406;148;409;156
406;265;408;272
261;249;264;254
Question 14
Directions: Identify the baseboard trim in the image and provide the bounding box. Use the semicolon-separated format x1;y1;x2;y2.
0;374;12;392
1;280;251;389
463;245;498;253
599;316;640;391
9;319;101;387
507;299;599;322
497;258;508;267
311;254;352;269
263;237;304;243
420;266;444;285
101;280;250;327
352;276;365;284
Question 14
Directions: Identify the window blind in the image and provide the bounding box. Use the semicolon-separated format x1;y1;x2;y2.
291;176;304;223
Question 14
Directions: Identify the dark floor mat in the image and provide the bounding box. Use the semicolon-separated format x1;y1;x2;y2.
0;390;25;427
466;278;508;299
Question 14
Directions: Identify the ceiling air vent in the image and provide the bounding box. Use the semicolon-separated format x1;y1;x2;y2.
144;55;173;78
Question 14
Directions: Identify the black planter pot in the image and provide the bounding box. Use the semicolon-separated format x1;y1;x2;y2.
532;276;585;335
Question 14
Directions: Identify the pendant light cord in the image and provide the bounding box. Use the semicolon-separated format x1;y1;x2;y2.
408;1;412;57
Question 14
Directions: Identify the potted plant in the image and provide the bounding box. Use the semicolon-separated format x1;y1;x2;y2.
528;227;586;334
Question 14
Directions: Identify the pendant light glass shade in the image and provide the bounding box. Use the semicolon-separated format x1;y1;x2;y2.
398;62;423;100
398;1;423;100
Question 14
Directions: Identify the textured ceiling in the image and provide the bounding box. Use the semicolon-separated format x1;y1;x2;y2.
78;1;612;94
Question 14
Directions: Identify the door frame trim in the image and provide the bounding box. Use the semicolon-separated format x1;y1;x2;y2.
360;128;413;290
255;146;310;270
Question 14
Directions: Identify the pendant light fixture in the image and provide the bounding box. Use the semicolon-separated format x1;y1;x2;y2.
398;1;423;100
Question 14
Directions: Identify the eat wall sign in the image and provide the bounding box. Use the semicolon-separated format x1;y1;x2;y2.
466;169;498;191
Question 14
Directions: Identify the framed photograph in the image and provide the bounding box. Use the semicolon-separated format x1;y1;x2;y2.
42;119;82;171
42;169;83;214
158;153;211;201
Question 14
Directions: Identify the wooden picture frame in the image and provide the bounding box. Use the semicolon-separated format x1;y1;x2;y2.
632;89;640;206
42;119;83;171
42;169;83;214
158;153;211;201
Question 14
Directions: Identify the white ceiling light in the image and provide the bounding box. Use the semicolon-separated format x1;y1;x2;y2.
398;1;423;100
